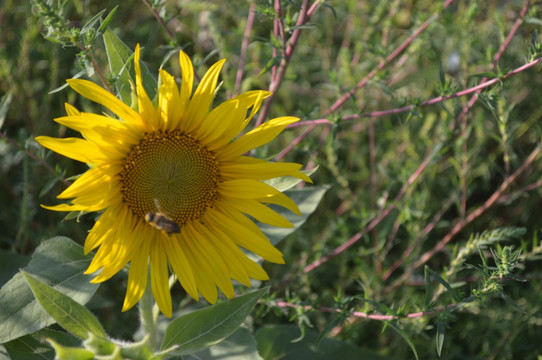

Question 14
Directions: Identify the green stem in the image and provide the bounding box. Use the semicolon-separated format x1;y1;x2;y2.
139;275;157;351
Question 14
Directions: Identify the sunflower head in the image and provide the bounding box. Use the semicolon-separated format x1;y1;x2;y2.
36;44;311;317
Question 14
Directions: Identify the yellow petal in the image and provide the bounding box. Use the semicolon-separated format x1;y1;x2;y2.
178;50;194;115
197;91;271;149
84;205;119;254
218;179;282;199
159;69;182;131
123;233;151;312
183;58;226;133
220;157;311;182
64;103;80;116
54;113;140;149
219;116;299;159
41;203;93;212
163;233;199;301
134;44;158;129
67;79;142;126
225;198;293;228
198;223;251;286
181;236;218;303
186;223;234;299
35;136;109;164
258;191;301;215
57;164;117;199
206;203;284;264
150;240;172;317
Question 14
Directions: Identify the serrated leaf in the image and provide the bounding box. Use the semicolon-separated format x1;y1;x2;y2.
4;329;81;360
21;271;106;340
255;324;393;360
160;288;268;356
259;185;329;246
103;29;156;104
0;237;98;343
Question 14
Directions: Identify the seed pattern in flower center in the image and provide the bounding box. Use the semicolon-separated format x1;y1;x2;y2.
120;130;220;227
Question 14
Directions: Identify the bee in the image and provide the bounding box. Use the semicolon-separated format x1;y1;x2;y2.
145;199;181;236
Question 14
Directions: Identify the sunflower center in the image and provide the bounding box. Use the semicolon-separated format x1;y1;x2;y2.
120;130;220;227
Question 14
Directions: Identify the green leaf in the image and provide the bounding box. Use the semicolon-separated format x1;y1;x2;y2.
436;315;445;357
21;271;106;340
259;185;329;246
190;327;262;360
0;91;12;130
255;324;393;360
47;339;94;360
80;9;107;35
160;288;268;356
424;265;433;308
499;293;525;313
424;266;461;302
103;29;156;104
0;237;98;343
97;6;118;35
4;329;81;360
386;322;419;360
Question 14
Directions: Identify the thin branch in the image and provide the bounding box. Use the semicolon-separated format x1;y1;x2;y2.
302;153;434;274
256;0;319;126
0;130;70;186
327;0;456;115
386;145;541;291
288;57;542;129
142;0;175;41
234;2;256;95
272;301;457;321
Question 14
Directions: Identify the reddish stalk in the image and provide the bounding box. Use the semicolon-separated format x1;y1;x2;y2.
234;2;256;96
272;301;457;321
386;145;541;291
383;1;533;283
142;0;175;41
288;57;542;129
256;0;320;126
302;153;433;274
327;0;456;116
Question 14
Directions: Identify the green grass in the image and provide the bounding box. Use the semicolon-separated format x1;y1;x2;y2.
1;0;542;359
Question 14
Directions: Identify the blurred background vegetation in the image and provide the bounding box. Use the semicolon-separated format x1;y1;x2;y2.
1;0;542;358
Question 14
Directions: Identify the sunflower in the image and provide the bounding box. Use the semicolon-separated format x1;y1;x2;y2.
36;44;310;317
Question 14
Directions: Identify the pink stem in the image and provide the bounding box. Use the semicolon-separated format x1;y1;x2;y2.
234;2;256;95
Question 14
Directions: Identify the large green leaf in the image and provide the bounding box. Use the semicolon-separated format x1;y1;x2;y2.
259;185;329;246
189;327;262;360
3;329;81;360
160;288;267;357
255;324;393;360
103;29;156;104
22;271;106;340
0;237;98;343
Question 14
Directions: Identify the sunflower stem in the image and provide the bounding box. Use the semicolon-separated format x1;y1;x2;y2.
139;274;158;351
